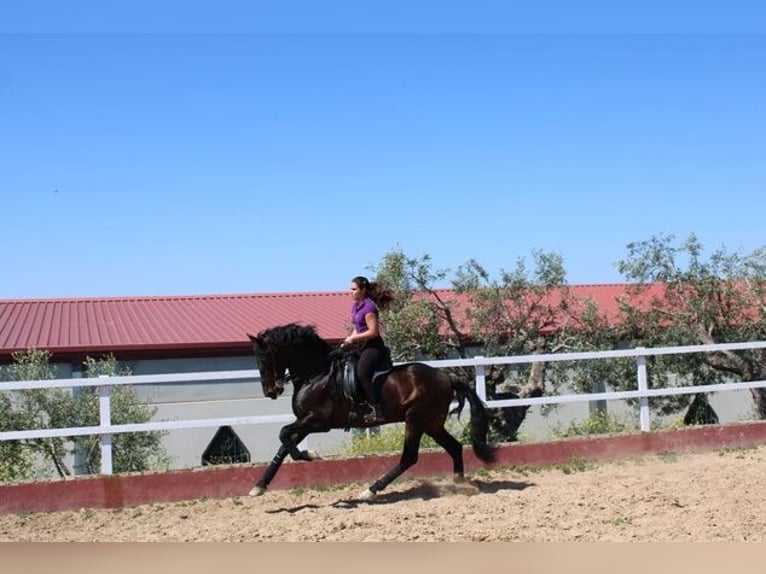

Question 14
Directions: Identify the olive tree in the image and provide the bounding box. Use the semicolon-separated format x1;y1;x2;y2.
0;350;169;482
369;238;763;441
73;355;170;474
1;349;72;478
370;248;620;442
616;233;766;420
0;391;34;482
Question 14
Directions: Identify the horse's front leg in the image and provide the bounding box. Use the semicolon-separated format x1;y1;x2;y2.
279;422;322;462
249;441;292;496
249;419;326;497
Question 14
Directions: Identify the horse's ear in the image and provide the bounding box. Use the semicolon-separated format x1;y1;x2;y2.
248;333;265;351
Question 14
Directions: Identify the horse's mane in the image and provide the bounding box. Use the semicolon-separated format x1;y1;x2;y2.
257;323;334;354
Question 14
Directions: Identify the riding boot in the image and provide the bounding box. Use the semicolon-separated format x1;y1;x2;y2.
364;403;384;423
360;378;384;423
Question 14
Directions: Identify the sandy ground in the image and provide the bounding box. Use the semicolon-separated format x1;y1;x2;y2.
1;445;765;542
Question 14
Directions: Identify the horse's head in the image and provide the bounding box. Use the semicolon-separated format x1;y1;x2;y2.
248;333;288;399
248;324;335;399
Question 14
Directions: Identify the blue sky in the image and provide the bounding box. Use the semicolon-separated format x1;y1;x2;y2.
2;4;765;298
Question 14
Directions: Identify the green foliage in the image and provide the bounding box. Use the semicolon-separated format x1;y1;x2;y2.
370;248;456;361
0;393;34;482
0;350;169;482
3;349;71;478
550;411;637;439
556;458;595;474
343;421;466;457
617;233;766;417
370;246;615;442
603;516;634;527
656;451;679;463
453;251;570;359
73;355;170;474
6;348;57;381
717;445;757;458
368;235;766;445
344;426;403;455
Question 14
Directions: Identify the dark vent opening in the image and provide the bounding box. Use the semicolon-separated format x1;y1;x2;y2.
201;426;251;466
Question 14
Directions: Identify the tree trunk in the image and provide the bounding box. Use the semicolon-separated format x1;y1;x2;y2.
35;438;72;478
751;387;766;419
489;386;544;442
488;357;546;442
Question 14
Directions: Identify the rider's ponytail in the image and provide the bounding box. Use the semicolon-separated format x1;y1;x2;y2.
351;276;394;311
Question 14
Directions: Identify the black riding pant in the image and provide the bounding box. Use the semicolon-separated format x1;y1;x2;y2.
353;338;388;405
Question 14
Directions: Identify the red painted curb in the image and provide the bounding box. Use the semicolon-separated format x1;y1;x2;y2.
2;421;766;515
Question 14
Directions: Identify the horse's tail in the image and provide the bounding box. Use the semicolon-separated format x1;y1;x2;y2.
451;379;498;464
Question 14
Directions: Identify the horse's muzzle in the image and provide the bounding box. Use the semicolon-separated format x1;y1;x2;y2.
266;380;286;399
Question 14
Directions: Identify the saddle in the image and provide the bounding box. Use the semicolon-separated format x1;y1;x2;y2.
330;347;394;404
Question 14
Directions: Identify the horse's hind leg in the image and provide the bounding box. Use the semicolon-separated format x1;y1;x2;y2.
358;423;424;501
426;426;465;482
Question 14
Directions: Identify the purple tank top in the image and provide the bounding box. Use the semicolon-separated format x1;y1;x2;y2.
351;298;378;333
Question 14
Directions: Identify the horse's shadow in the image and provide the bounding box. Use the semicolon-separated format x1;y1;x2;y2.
264;477;534;514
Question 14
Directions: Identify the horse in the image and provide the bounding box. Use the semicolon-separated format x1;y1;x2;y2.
246;323;497;500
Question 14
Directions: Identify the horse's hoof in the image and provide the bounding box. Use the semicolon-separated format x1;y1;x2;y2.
249;485;266;497
306;450;322;461
453;473;466;483
358;488;376;501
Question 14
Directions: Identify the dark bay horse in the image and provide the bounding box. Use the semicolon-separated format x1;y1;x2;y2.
247;323;497;500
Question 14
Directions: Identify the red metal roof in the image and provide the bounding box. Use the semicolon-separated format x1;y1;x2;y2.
0;285;633;362
0;291;352;361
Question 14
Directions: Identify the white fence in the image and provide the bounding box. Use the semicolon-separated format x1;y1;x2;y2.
2;340;766;475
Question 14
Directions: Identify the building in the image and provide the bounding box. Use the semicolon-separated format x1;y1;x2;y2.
1;285;752;472
0;290;360;469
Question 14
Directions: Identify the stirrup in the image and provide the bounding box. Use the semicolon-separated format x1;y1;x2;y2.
364;404;384;423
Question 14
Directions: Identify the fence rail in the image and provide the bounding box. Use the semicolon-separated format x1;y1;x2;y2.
2;341;766;475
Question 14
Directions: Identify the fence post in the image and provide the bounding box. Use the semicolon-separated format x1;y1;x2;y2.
475;357;486;401
636;348;650;432
98;375;113;475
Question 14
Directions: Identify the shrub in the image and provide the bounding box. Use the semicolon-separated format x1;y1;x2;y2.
549;410;636;439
